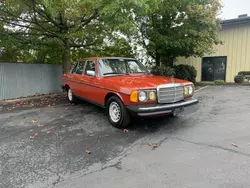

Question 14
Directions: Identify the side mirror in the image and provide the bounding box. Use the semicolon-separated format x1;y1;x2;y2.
86;70;96;77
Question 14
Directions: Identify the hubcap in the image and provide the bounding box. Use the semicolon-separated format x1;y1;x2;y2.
109;102;121;123
68;89;73;101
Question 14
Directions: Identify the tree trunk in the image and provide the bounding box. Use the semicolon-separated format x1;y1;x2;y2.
155;51;161;67
168;56;175;67
62;40;71;73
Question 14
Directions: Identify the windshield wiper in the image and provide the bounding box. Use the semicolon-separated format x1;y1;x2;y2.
129;72;149;75
103;72;125;76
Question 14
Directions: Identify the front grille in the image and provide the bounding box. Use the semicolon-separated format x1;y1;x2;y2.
157;84;184;104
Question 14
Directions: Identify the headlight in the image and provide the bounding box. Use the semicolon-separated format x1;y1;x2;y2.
138;91;147;102
130;90;156;102
184;85;194;96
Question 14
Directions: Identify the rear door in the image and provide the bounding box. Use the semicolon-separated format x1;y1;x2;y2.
72;61;85;96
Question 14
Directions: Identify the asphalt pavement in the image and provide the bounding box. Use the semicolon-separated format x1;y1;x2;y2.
1;86;250;188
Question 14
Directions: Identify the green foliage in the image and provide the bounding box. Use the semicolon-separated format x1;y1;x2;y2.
70;37;134;63
151;64;197;83
237;71;250;82
151;65;175;77
234;75;244;83
238;71;250;76
214;80;225;84
174;64;197;83
0;0;140;72
135;0;222;66
0;0;222;72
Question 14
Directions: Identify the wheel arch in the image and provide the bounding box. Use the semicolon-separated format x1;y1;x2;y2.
65;84;70;91
105;92;124;107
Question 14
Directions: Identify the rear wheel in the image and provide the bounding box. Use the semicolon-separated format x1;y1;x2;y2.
107;96;131;128
67;87;78;104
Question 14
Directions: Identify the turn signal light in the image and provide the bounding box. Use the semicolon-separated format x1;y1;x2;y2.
130;90;138;102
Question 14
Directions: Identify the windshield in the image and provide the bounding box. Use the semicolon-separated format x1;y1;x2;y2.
98;58;148;77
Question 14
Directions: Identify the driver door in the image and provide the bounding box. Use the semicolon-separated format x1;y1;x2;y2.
81;60;100;102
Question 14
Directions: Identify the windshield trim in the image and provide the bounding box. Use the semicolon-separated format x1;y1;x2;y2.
98;58;148;77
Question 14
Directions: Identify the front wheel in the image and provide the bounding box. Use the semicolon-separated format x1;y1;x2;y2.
107;96;131;128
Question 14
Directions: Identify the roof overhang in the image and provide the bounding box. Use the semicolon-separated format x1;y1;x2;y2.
221;17;250;26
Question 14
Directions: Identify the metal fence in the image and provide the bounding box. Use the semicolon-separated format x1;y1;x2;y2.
0;63;62;100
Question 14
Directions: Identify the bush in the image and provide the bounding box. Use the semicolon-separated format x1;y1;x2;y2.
238;71;250;76
234;75;244;83
151;65;175;77
238;71;250;82
150;64;197;83
174;64;197;83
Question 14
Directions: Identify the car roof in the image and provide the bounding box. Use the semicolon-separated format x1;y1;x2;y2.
78;57;136;62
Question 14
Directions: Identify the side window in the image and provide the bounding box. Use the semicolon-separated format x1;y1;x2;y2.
84;61;96;76
75;62;85;75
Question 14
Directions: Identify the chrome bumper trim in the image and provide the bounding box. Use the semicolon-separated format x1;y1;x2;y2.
126;98;198;115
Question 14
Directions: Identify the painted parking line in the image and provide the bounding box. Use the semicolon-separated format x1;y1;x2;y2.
195;85;210;93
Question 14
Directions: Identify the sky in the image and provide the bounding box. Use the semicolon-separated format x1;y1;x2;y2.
221;0;250;19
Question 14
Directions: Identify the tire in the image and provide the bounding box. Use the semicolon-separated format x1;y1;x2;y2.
107;96;131;128
67;87;78;104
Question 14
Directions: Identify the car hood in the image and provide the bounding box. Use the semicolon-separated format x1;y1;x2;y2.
102;74;191;94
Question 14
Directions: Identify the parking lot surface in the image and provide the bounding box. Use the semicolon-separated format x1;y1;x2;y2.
1;86;250;188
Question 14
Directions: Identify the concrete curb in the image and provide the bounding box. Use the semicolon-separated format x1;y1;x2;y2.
0;92;64;105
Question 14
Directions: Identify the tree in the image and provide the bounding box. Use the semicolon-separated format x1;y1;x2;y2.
0;0;140;72
71;36;134;63
135;0;222;67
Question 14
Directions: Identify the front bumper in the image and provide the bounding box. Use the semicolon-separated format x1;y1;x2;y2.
126;98;199;116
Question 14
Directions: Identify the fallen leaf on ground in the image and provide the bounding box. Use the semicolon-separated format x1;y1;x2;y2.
29;130;33;132
85;150;91;154
61;125;66;128
37;124;43;127
148;143;160;149
53;121;58;125
123;129;129;133
232;143;238;148
30;132;38;139
47;130;52;134
31;120;37;123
